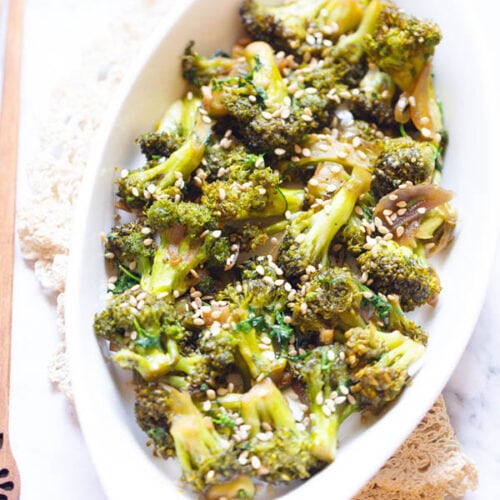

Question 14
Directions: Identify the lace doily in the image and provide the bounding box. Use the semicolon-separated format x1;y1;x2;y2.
17;0;478;497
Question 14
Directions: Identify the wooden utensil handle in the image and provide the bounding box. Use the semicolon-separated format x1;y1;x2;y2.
0;0;24;434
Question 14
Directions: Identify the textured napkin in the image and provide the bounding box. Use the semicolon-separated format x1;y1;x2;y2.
17;0;478;497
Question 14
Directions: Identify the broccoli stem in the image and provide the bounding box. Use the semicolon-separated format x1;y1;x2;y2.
306;165;371;266
240;378;298;435
244;41;289;105
337;0;383;54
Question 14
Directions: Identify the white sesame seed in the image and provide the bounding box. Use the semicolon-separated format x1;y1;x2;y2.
202;400;212;411
281;108;291;120
417;207;427;214
131;187;139;197
143;238;153;246
193;317;205;326
104;252;115;259
251;456;262;469
301;114;313;122
120;169;129;178
212;230;222;238
202;115;212;124
274;148;286;156
315;392;324;405
334;396;347;405
339;385;349;396
322;404;332;417
262;111;272;120
421;127;432;138
206;470;215;481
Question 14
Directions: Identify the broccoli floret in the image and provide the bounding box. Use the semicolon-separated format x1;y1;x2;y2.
357;239;441;311
292;345;358;462
104;221;155;292
372;137;436;198
291;267;366;337
138;385;237;491
182;41;247;88
136;97;201;160
278;163;371;278
317;0;385;87
335;192;375;255
364;5;442;91
117;105;212;208
240;0;364;55
94;290;206;381
222;379;319;482
344;325;425;410
144;199;231;297
199;276;292;385
205;41;329;156
201;152;304;221
135;383;176;458
349;67;397;127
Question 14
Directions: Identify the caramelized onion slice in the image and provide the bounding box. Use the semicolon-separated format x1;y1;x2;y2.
373;184;453;245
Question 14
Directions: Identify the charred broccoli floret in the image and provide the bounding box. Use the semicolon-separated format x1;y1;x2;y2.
344;325;425;410
240;0;364;55
372;137;436;198
292;345;358;462
291;267;366;337
118;104;212;208
349;67;397;127
278;163;371;278
364;5;442;91
135;383;176;458
144;199;230;296
357;239;441;311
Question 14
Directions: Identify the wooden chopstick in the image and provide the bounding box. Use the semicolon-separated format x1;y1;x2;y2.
0;0;24;439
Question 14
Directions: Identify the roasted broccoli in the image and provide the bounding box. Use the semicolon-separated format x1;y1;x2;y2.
136;384;238;491
94;289;210;382
344;325;425;410
240;0;364;55
136;97;201;160
358;239;441;311
349;67;397;127
292;345;358;462
364;5;442;91
220;379;320;482
201;151;304;221
371;137;437;198
117;103;212;208
204;41;330;155
144;199;230;296
278;163;371;278
199;275;291;386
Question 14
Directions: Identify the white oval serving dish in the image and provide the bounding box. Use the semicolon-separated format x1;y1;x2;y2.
65;1;499;499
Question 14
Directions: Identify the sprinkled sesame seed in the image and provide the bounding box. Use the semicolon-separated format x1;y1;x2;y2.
334;396;347;405
173;290;180;298
396;226;405;238
421;127;432;138
131;187;139;197
322;404;332;417
202;115;212;124
206;389;216;400
281;108;291;119
212;230;222;238
300;302;308;315
249;95;257;103
120;169;129;178
238;452;249;465
104;252;115;259
143;238;153;246
340;385;349;396
315;392;324;405
274;148;286;156
262;111;273;120
202;400;212;411
417;207;427;214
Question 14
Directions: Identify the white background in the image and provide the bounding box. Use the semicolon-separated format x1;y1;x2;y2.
5;0;500;498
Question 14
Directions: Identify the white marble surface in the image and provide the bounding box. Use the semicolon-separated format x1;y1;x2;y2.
6;0;500;498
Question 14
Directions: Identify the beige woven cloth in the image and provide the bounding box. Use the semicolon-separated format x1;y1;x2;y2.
17;0;478;497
